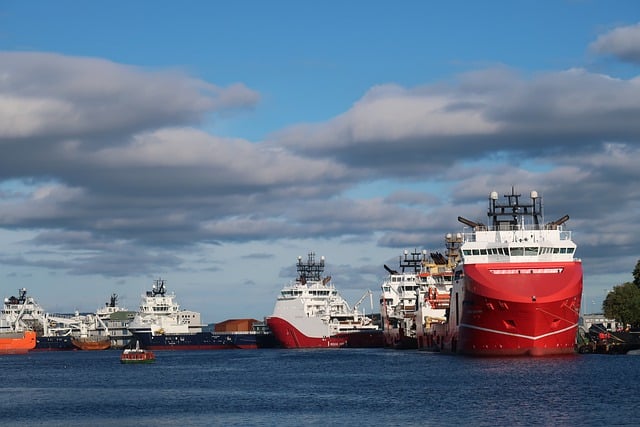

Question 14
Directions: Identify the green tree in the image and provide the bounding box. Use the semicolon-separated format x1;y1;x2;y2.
603;282;640;328
633;259;640;287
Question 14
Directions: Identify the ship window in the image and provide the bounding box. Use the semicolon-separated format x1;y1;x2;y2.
480;249;487;255
553;248;560;253
510;247;524;256
525;247;538;256
472;249;480;255
567;248;575;254
463;250;471;256
560;248;567;254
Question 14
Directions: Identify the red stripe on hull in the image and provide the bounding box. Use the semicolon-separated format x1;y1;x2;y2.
458;261;582;356
266;317;383;349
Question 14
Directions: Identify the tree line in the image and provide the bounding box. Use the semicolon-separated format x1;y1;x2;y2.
602;260;640;328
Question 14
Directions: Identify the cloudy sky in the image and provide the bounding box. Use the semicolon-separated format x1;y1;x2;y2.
1;1;639;322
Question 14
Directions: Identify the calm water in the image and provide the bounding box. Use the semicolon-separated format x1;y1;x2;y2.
1;349;638;426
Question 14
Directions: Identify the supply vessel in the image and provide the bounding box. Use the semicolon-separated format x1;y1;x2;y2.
420;189;583;356
266;253;383;348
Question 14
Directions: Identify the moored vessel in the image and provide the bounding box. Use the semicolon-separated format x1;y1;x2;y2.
379;249;424;349
0;330;37;354
71;336;111;351
266;252;383;348
380;240;460;350
2;288;124;351
427;189;583;356
2;288;62;351
415;234;461;350
128;278;272;350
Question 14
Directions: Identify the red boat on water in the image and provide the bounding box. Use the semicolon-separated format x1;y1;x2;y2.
121;341;155;364
0;330;37;355
420;189;583;356
266;253;383;349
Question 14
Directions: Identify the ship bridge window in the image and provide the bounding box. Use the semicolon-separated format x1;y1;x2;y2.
472;249;480;255
463;250;471;256
510;247;523;256
525;247;539;256
553;248;560;254
567;248;575;254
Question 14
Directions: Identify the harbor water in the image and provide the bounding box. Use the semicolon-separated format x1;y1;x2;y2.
1;348;639;426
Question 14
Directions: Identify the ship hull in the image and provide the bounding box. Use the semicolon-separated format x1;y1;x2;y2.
452;261;583;356
383;328;417;349
33;336;75;351
131;331;276;350
71;338;111;351
0;330;37;354
266;317;384;349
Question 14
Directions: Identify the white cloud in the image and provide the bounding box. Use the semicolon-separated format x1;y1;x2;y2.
590;22;640;63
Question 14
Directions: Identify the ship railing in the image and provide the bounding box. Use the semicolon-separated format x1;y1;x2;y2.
460;227;572;242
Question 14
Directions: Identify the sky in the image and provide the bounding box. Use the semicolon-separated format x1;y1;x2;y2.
1;1;639;322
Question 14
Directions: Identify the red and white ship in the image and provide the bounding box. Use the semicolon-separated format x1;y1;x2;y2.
421;189;583;356
266;252;383;348
379;250;423;349
415;234;461;350
380;237;461;349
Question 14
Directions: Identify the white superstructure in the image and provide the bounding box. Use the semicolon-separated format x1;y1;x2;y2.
1;288;46;333
128;278;204;336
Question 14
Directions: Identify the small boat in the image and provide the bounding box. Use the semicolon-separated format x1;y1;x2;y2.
120;341;155;364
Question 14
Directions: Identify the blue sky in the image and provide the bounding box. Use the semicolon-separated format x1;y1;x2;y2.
1;1;639;321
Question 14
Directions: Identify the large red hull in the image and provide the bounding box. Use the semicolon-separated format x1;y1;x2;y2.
454;261;583;356
266;317;384;349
